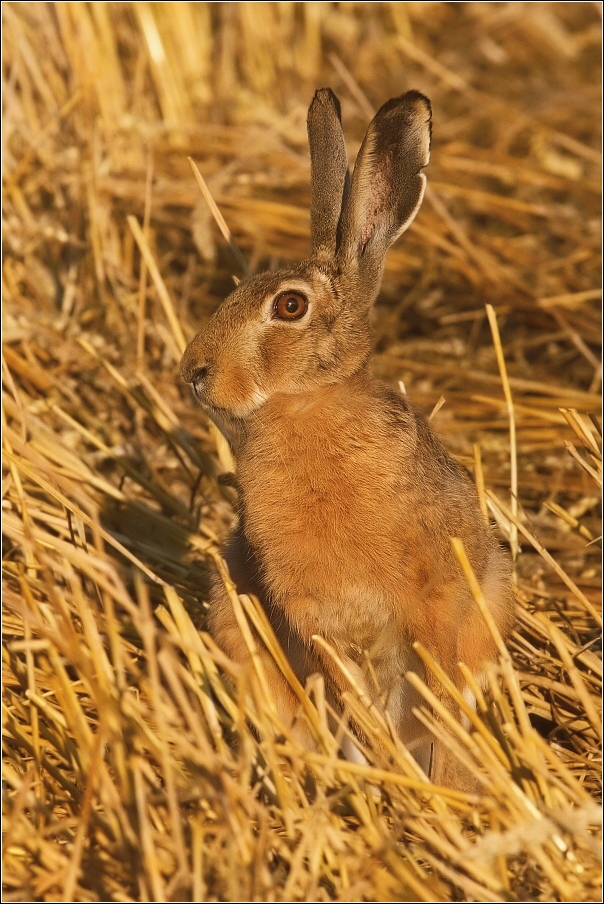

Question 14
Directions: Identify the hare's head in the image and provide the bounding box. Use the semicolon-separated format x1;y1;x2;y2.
181;89;431;434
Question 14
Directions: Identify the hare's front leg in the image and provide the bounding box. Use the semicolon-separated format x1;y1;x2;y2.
209;529;316;748
310;641;434;775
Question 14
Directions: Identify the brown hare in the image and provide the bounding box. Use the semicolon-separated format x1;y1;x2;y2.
181;89;514;788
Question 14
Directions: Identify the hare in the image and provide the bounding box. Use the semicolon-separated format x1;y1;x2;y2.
181;89;514;788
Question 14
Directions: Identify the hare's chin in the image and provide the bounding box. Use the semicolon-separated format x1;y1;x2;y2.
201;390;268;420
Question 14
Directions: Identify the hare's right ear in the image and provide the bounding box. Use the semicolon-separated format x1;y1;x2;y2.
307;89;350;262
337;91;431;294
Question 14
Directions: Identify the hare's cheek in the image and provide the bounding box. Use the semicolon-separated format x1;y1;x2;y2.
211;364;266;416
259;331;309;392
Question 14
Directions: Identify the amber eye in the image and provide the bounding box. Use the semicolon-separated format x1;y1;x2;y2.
273;291;308;321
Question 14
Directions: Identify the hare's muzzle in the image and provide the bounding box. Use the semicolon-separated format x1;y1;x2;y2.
181;337;207;381
180;338;211;399
187;366;210;401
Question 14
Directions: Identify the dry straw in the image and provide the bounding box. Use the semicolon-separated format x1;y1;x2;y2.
3;3;601;902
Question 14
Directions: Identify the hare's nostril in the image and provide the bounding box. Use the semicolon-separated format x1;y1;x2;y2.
191;366;209;385
190;366;210;398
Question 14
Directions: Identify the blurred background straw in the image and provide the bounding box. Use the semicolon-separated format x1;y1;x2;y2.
2;3;601;901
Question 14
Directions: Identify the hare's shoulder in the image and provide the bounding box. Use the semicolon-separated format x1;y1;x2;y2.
376;384;485;552
379;385;472;484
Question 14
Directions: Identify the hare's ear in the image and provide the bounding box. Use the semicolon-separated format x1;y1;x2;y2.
307;89;350;261
337;91;431;284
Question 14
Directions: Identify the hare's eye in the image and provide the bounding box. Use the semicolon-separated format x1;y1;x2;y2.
273;291;308;321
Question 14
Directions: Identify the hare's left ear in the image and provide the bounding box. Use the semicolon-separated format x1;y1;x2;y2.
337;91;431;281
307;88;350;262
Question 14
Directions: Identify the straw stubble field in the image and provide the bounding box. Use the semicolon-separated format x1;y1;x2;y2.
2;3;602;901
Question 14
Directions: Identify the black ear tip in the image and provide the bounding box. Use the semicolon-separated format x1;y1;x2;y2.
310;87;342;121
378;90;432;122
405;91;432;143
403;90;432;116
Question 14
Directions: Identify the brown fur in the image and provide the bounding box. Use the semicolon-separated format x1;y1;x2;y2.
181;89;515;788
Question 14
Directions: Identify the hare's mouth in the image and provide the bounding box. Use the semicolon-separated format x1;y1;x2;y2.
188;365;267;419
195;390;268;421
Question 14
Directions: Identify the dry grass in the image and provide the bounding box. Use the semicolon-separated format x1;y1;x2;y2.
2;3;601;901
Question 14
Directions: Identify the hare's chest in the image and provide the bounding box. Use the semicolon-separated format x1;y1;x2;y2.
237;414;404;623
240;441;361;551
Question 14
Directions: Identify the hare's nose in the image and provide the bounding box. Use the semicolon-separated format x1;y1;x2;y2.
190;366;210;397
180;338;211;384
